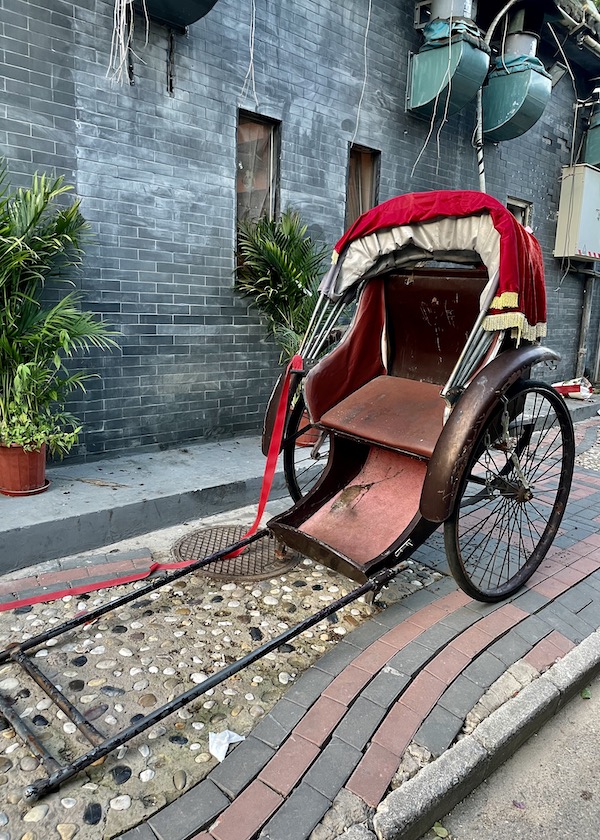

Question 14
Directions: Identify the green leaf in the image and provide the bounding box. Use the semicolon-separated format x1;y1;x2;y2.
581;687;592;700
432;823;449;838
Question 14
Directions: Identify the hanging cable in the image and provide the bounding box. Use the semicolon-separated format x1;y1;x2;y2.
351;0;373;147
239;0;259;108
107;0;148;84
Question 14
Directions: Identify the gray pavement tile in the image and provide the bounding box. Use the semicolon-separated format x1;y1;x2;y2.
511;614;554;646
402;588;439;611
462;600;502;617
509;588;550;614
373;602;414;629
260;783;331;840
361;668;411;707
417;622;458;652
282;666;334;708
303;737;363;800
333;696;388;750
116;826;158;840
344;620;390;650
314;640;363;674
463;650;506;689
583;573;600;594
487;632;534;666
438;676;484;718
439;607;480;633
388;642;432;677
539;602;596;642
148;779;229;840
463;652;507;689
557;582;596;613
413;704;464;757
208;736;274;798
251;698;307;748
576;600;600;627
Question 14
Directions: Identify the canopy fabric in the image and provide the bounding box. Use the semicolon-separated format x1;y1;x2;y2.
320;190;547;342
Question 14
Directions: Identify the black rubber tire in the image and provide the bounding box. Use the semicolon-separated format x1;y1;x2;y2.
282;390;330;502
444;380;575;602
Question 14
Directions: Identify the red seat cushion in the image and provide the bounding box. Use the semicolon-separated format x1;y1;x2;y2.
319;375;445;458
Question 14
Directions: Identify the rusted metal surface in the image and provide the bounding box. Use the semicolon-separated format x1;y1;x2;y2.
420;345;560;523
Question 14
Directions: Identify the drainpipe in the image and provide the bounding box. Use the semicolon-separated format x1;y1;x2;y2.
474;0;523;192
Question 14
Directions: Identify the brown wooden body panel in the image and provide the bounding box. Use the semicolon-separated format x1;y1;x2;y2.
420;344;560;523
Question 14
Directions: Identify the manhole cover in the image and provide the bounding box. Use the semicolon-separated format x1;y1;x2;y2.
172;526;300;581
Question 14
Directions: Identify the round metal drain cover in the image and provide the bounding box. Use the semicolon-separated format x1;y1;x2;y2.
172;526;300;582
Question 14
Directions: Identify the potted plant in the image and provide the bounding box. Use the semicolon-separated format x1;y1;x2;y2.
235;209;328;450
0;162;117;495
235;208;328;363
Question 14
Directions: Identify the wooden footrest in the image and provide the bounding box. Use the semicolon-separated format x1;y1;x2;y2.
319;375;446;458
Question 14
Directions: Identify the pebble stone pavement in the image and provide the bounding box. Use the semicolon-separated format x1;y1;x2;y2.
0;413;599;840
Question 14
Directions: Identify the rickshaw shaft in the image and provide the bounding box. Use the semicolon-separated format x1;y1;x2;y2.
21;561;406;801
0;529;269;666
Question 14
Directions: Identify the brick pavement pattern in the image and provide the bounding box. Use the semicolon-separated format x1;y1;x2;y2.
109;460;600;840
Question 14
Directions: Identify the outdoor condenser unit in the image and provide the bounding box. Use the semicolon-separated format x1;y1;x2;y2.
554;164;600;261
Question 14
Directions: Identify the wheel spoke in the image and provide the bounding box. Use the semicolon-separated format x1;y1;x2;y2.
445;381;574;601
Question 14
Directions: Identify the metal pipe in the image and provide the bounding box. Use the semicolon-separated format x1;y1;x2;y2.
474;0;523;191
11;649;105;747
0;692;61;773
0;529;269;665
22;561;407;800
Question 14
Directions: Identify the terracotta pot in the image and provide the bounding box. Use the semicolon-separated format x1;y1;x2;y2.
0;443;49;496
296;411;321;448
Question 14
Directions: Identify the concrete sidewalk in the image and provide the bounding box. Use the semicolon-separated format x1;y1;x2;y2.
0;399;599;840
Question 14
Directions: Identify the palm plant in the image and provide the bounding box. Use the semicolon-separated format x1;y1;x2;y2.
235;209;328;361
0;161;116;456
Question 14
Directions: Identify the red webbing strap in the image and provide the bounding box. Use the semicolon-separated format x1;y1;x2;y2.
0;357;304;613
223;353;303;558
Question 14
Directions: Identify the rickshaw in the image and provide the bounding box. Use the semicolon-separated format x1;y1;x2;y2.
0;190;574;799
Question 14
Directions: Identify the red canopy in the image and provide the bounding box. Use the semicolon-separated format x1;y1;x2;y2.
330;190;547;341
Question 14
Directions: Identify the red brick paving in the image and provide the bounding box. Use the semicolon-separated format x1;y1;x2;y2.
372;701;422;756
210;780;283;840
323;665;373;705
292;696;347;746
424;646;472;685
351;639;397;674
259;734;320;796
400;671;446;716
346;742;401;807
524;631;576;672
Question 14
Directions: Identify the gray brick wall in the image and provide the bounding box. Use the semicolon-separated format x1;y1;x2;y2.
0;0;596;458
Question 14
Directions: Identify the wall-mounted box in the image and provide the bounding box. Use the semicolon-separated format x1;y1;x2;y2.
554;164;600;261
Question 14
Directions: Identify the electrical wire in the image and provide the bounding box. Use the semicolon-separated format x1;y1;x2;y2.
351;0;373;147
239;0;259;108
107;0;149;83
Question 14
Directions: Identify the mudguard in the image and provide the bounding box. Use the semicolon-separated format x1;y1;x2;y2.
420;345;560;523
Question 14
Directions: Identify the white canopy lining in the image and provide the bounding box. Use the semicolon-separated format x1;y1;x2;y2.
320;213;502;311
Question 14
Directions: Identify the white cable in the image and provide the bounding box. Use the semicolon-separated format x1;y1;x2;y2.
239;0;259;107
351;0;373;147
107;0;148;84
435;14;454;174
412;15;453;178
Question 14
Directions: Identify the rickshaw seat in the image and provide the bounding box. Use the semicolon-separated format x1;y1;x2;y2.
319;375;445;458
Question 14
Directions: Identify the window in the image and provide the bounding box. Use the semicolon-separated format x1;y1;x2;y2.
345;145;380;229
507;197;532;228
236;113;280;224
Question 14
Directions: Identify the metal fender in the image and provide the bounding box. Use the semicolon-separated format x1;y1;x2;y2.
420;345;560;523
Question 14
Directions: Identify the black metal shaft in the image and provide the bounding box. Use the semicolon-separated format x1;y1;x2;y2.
23;563;402;801
0;529;268;665
11;649;105;746
0;692;61;773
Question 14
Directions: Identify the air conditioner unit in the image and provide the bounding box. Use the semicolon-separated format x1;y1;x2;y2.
554;164;600;261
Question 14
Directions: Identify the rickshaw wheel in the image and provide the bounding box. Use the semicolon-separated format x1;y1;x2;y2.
282;391;331;502
444;380;575;602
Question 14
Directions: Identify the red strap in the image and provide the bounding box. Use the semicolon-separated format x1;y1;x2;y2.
223;353;303;558
0;357;305;613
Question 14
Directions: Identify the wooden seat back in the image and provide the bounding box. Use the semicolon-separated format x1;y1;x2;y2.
385;267;488;385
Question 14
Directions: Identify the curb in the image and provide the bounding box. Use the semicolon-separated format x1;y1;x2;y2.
372;630;600;840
